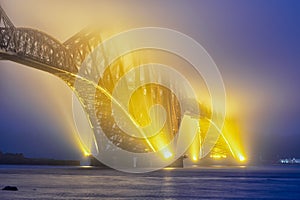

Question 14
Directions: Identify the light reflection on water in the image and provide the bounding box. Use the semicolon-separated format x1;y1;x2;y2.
0;165;300;199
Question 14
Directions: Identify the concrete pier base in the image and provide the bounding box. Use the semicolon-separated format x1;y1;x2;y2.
89;156;185;169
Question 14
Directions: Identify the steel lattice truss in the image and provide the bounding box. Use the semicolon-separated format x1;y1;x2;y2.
0;6;234;160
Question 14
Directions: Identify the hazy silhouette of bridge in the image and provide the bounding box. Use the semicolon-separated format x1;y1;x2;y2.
0;6;240;164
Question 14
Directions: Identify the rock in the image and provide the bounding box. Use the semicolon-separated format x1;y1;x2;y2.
2;186;18;191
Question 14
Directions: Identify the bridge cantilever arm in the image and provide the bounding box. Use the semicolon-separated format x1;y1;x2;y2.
0;5;15;29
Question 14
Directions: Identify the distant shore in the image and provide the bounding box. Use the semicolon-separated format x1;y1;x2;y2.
0;151;80;166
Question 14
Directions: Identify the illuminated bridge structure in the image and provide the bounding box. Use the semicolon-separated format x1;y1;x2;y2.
0;6;245;165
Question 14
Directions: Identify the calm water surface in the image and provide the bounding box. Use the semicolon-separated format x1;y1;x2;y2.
0;165;299;199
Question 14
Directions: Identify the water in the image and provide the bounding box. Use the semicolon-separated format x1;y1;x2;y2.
0;165;300;199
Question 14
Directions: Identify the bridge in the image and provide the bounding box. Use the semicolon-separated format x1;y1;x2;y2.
0;5;245;167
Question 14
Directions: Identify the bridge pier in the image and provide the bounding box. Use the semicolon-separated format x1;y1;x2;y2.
88;156;184;169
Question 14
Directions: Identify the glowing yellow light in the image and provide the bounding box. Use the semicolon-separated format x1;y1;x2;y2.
210;154;227;159
220;118;247;163
188;131;200;162
238;154;246;162
192;155;198;161
74;133;91;157
78;141;91;157
83;150;91;157
164;167;175;170
162;149;173;159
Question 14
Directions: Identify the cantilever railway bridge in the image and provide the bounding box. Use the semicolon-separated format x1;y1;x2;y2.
0;6;240;164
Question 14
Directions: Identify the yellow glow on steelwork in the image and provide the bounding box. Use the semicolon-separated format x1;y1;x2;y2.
221;118;246;161
188;131;200;162
80;45;246;164
74;133;91;156
186;104;246;163
48;36;245;163
94;51;182;154
83;150;91;157
128;83;180;154
205;118;236;158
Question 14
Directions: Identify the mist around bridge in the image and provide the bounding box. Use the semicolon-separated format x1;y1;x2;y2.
0;0;299;164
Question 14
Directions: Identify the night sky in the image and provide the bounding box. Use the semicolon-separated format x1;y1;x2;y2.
0;0;299;161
